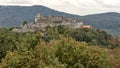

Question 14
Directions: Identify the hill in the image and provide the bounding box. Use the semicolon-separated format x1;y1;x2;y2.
0;5;120;36
0;5;80;26
79;12;120;36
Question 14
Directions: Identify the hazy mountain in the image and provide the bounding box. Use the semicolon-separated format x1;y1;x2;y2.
0;5;80;26
79;12;120;36
0;5;120;36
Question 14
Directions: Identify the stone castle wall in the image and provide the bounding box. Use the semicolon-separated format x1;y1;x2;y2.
13;13;85;32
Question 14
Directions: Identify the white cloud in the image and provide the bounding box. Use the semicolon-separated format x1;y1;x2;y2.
0;0;120;15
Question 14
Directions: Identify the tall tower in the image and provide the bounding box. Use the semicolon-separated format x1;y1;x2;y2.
35;13;41;23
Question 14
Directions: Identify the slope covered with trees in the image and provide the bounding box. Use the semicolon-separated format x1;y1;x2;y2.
0;26;120;68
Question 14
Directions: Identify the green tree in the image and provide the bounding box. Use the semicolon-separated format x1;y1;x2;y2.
55;37;112;68
22;21;27;26
0;50;36;68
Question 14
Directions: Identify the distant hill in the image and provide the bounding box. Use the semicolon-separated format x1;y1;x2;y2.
79;12;120;36
0;5;80;26
0;5;120;36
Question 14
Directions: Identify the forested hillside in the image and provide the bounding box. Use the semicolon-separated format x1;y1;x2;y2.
0;26;120;68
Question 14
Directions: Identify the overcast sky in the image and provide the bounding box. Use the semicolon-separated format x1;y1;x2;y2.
0;0;120;15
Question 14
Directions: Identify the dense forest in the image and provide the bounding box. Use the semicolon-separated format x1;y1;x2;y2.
0;25;120;68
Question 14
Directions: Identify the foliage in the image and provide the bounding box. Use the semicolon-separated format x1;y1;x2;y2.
54;38;112;68
109;48;120;68
44;26;113;48
34;40;66;68
70;28;112;48
0;50;36;68
0;28;41;61
22;21;27;26
110;36;120;49
0;27;119;68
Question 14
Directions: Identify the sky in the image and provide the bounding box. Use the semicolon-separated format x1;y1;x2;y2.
0;0;120;15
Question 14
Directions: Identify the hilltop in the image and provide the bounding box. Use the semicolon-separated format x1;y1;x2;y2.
0;5;120;36
0;5;80;26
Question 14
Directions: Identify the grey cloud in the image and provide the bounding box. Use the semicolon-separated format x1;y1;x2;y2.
1;0;33;4
94;0;120;8
0;0;120;15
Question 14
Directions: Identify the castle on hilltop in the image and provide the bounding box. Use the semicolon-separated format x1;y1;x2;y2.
13;13;91;32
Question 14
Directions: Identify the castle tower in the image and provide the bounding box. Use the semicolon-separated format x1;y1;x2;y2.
35;13;41;23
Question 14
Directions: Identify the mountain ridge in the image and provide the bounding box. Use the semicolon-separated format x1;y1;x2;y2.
0;5;120;36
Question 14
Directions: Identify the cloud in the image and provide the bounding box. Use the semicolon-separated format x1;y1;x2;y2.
0;0;120;15
94;0;120;8
1;0;31;4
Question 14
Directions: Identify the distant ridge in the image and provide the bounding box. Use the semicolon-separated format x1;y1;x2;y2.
0;5;81;26
0;5;120;36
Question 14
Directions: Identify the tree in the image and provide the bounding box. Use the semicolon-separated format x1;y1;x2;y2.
0;50;36;68
54;37;112;68
110;36;120;49
22;21;27;27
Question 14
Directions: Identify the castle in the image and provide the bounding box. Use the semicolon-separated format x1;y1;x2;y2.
13;13;89;32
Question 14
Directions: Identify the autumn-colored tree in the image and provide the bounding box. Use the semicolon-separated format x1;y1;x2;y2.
110;36;120;49
0;50;36;68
